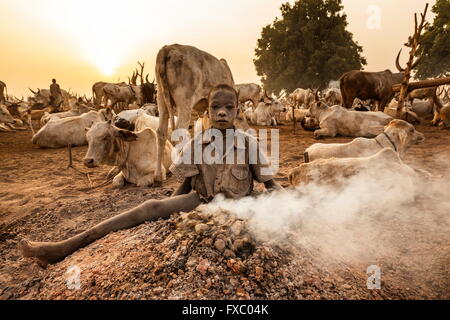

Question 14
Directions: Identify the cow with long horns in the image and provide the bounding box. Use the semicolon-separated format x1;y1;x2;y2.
339;49;421;112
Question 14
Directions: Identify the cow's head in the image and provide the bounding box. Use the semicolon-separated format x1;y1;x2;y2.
384;119;425;154
98;107;115;122
84;121;137;168
0;105;15;124
307;91;329;119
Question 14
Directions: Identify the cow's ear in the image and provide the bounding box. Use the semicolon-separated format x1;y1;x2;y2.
107;119;112;125
85;127;90;132
117;129;138;142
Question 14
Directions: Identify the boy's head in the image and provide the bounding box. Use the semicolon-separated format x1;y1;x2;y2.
52;79;56;83
208;84;238;130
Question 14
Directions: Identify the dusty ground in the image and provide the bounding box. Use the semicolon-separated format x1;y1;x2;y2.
0;122;449;300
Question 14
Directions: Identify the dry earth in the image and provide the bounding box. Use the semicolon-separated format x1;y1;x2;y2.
0;122;449;300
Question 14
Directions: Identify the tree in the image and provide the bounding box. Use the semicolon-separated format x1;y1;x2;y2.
414;0;450;79
254;0;366;94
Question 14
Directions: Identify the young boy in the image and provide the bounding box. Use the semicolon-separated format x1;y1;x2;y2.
20;84;282;266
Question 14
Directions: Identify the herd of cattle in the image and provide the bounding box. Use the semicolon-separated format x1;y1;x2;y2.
1;44;449;189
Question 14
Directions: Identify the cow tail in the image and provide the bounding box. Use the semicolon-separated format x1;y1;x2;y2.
156;46;176;131
304;152;310;163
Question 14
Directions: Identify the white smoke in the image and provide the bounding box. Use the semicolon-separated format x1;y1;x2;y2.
327;80;340;90
201;161;450;269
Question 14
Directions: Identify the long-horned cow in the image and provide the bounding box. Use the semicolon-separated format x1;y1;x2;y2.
154;44;235;184
28;87;70;109
340;50;420;112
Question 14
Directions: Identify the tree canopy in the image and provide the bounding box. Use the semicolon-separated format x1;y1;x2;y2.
254;0;366;94
414;0;450;79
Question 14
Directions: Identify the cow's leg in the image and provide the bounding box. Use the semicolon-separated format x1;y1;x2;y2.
379;99;388;113
344;95;354;109
112;172;125;188
19;192;202;266
106;166;120;179
313;125;336;139
431;96;444;126
155;105;169;186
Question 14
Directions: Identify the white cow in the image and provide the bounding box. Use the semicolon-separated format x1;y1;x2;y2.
155;44;235;184
290;88;314;108
250;100;286;126
31;108;115;148
40;102;92;126
304;119;425;162
285;106;308;123
307;99;393;138
236;83;266;107
289;148;421;189
84;122;173;187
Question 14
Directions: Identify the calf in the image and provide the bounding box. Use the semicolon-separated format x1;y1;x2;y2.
304;119;425;162
84;121;173;187
32;108;114;148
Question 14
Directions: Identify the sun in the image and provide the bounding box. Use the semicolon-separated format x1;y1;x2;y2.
90;54;118;77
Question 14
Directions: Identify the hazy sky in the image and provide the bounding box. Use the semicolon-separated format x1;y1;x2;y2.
0;0;434;97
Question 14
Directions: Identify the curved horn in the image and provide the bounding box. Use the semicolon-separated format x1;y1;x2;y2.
28;87;37;95
146;74;149;83
152;78;155;84
395;49;404;72
127;76;131;85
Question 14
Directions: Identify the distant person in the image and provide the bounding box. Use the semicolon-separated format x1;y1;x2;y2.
49;79;62;109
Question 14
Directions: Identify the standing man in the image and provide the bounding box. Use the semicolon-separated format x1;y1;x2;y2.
49;79;62;109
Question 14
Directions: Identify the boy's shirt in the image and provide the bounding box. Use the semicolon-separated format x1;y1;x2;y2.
170;128;274;202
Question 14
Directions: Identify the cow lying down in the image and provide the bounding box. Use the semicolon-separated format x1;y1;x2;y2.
31;108;114;148
289;148;421;190
304;119;425;162
307;101;393;138
40;103;92;126
84;121;174;187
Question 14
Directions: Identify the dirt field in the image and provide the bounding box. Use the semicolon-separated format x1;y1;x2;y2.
0;123;449;300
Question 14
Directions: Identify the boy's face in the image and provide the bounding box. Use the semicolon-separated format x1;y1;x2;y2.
208;89;238;130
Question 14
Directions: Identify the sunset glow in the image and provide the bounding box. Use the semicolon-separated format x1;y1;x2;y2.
0;0;434;96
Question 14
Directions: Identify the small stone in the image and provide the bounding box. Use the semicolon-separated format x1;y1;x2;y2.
233;239;244;251
195;223;209;234
200;238;213;247
255;266;263;278
223;249;236;258
196;259;210;276
214;239;226;252
230;221;244;236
